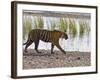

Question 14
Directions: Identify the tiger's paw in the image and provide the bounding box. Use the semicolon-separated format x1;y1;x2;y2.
51;52;54;54
38;51;41;53
24;50;28;53
36;50;41;53
63;52;66;54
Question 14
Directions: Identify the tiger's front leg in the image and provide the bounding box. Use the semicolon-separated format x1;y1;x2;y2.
55;42;66;54
34;40;41;53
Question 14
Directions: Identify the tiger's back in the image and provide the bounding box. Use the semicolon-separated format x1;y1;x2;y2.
29;29;62;43
29;29;51;42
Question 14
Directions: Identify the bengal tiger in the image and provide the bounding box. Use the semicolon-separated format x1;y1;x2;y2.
23;29;68;54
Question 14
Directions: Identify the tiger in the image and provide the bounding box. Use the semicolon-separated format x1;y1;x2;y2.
23;29;68;54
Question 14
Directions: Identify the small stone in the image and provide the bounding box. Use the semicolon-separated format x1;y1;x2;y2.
56;57;59;59
29;62;31;64
77;57;81;60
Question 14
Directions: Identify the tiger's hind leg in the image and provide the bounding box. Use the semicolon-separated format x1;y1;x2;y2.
51;43;54;54
24;40;33;53
35;40;41;53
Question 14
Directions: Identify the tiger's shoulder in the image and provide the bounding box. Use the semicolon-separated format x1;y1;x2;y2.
53;29;63;33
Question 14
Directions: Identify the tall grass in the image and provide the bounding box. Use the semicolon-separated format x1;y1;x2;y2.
47;18;60;30
79;20;90;38
47;18;68;32
33;16;44;29
46;20;51;30
85;21;90;35
49;20;57;30
69;19;77;38
79;21;86;38
59;18;68;32
23;17;32;40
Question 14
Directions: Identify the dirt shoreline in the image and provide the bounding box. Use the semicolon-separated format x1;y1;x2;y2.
23;49;91;69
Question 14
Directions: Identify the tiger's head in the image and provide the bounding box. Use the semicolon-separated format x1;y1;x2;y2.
61;32;68;40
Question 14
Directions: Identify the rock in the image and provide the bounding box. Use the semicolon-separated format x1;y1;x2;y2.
77;57;81;60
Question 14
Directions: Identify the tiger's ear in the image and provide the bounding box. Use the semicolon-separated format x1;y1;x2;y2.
61;33;65;38
61;33;68;39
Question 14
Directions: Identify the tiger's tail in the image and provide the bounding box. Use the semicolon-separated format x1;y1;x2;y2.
23;41;28;45
23;33;31;45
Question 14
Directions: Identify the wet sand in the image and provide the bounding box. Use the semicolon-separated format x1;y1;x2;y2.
23;49;91;69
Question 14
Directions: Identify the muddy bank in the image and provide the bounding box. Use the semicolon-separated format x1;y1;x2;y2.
23;49;91;69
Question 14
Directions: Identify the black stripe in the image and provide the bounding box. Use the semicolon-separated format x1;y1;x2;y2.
35;30;37;40
40;30;43;38
46;31;49;42
43;30;47;41
40;30;43;40
41;30;45;40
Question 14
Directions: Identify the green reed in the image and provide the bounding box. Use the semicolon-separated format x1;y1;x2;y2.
85;21;90;36
50;20;56;30
79;20;90;38
59;18;68;32
79;21;85;38
69;19;77;38
34;16;44;29
23;17;32;40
